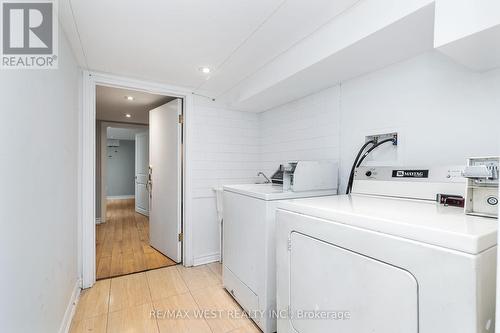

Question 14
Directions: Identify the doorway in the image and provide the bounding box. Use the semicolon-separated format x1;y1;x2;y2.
93;84;184;280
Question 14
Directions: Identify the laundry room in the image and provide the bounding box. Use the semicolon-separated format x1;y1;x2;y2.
2;1;499;333
214;52;500;333
187;3;500;332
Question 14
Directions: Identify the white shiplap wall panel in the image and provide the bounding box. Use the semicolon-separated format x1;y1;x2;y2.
190;104;260;263
259;85;341;176
191;105;261;197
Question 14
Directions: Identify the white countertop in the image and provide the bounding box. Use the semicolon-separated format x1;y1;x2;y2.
278;194;498;254
223;183;337;201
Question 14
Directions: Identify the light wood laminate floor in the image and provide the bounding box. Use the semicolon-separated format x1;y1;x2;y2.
70;263;261;333
96;199;176;280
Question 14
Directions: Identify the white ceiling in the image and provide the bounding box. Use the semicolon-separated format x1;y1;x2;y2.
96;85;174;124
107;127;146;140
197;0;361;97
61;0;360;110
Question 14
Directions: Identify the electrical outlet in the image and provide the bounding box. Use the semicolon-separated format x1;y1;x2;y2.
366;132;398;145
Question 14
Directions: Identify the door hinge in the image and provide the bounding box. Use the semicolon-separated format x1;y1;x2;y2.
287;239;292;251
178;114;184;124
178;233;184;242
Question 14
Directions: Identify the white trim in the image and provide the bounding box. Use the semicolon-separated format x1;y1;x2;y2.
183;93;194;268
193;252;221;266
81;71;96;289
98;122;107;225
101;121;149;130
136;208;149;217
106;195;135;200
95;217;104;225
79;71;194;289
58;279;81;333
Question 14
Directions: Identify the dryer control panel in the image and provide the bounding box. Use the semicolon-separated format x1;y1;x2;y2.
355;166;465;182
352;166;466;202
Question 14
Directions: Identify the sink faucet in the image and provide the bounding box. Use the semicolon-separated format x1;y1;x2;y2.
257;172;271;183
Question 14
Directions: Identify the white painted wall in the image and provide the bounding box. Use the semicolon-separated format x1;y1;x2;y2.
106;140;136;197
260;51;500;195
339;51;500;191
434;0;500;47
0;31;80;332
190;103;260;264
434;0;500;72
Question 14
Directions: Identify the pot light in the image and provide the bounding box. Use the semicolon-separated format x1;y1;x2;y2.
199;67;211;74
125;113;132;118
125;96;134;101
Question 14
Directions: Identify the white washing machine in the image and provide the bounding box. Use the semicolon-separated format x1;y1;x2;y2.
276;166;498;333
223;183;337;333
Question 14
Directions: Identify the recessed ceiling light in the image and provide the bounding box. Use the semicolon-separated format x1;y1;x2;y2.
199;67;211;74
125;96;134;101
125;114;132;118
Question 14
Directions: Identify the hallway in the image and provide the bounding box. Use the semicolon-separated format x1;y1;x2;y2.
96;199;176;279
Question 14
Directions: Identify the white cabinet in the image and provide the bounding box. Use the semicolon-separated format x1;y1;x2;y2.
435;0;500;71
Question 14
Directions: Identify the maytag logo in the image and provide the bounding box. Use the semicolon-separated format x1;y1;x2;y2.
392;169;429;178
1;0;58;69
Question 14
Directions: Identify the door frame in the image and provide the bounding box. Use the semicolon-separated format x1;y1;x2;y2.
80;71;194;288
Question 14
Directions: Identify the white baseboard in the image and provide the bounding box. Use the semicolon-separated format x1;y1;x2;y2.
106;195;135;200
193;252;220;266
58;279;81;333
136;208;149;217
95;217;105;225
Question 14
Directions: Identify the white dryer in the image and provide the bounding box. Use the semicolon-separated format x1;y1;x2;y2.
223;184;337;333
276;166;498;333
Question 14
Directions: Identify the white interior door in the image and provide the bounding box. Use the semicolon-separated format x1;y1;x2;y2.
149;99;182;263
135;131;149;216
